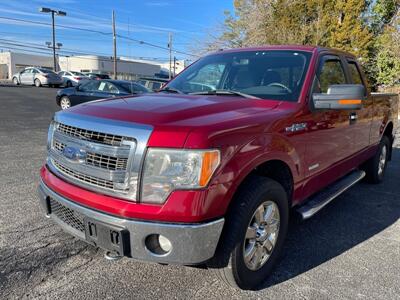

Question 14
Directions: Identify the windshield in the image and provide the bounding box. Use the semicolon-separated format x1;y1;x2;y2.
167;50;312;102
38;68;56;74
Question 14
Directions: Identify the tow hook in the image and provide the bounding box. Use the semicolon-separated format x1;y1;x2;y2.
104;251;123;261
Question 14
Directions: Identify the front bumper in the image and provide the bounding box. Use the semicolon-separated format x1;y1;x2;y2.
38;179;224;265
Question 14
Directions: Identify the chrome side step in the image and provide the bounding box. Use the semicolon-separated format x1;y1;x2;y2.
297;170;366;220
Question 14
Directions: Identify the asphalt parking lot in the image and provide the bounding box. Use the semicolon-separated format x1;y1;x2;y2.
0;85;399;299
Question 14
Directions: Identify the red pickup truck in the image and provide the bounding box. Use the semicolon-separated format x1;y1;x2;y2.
38;46;398;290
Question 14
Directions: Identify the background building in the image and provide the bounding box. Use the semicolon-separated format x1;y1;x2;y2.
0;51;164;80
59;55;161;80
0;51;53;79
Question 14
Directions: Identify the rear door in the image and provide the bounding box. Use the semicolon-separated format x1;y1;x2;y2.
345;59;372;152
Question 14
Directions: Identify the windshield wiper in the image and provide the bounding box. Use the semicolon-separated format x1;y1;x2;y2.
159;86;183;94
189;90;260;99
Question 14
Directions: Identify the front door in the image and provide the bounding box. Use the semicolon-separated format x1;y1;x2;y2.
20;69;33;84
70;81;100;105
301;55;354;198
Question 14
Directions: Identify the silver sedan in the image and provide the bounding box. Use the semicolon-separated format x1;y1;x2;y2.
12;67;63;87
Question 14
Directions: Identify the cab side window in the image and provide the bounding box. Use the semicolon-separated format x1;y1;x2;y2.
316;57;346;93
348;61;364;85
80;81;99;92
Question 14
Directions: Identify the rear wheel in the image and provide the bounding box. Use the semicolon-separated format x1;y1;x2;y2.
34;79;41;87
363;136;390;184
60;96;71;110
208;176;289;290
13;77;19;85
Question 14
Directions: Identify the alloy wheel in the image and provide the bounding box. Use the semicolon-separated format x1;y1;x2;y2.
60;97;71;110
243;200;280;271
378;145;387;176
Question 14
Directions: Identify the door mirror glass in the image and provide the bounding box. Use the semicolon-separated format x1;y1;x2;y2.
312;84;365;110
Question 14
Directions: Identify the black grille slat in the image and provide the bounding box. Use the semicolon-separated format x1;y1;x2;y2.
50;198;85;232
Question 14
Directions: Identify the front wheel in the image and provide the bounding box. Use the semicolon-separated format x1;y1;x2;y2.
60;96;71;110
208;176;289;290
13;77;19;85
363;136;390;184
34;79;41;87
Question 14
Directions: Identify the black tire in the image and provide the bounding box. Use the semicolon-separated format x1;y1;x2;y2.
34;79;41;87
363;136;391;184
12;77;19;85
66;81;72;87
208;175;289;290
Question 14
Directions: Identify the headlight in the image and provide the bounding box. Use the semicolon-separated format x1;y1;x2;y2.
141;148;220;204
47;120;57;151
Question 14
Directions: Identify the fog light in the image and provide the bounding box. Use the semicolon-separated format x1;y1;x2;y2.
145;234;172;255
158;235;172;252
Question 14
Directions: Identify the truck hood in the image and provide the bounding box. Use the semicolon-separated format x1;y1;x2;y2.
67;93;281;129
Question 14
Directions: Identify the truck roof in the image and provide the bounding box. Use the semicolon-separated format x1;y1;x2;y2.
212;45;356;58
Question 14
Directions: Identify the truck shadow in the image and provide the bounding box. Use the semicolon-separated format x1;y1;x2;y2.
258;148;400;290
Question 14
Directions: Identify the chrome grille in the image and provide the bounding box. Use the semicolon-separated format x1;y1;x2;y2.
50;197;85;232
57;123;125;146
53;139;128;171
53;160;116;190
86;152;128;171
54;140;65;152
47;114;153;201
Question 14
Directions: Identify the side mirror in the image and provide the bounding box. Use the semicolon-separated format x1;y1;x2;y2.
312;84;365;110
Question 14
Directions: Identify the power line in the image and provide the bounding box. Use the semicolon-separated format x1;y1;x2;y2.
0;41;178;67
0;38;172;62
0;15;198;57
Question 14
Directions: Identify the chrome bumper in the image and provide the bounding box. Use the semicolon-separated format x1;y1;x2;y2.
38;180;224;265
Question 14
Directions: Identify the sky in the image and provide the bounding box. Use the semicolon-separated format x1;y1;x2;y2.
0;0;233;62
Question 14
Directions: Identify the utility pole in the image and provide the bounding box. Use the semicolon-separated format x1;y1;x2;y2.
112;10;117;80
39;7;66;72
51;12;56;71
168;32;172;80
173;56;176;77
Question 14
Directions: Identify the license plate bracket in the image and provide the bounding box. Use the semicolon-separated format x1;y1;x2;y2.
84;218;130;257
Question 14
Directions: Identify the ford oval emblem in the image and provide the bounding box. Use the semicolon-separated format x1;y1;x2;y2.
62;146;86;163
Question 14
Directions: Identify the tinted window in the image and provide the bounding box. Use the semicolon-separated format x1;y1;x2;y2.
98;81;119;94
151;82;162;90
118;82;149;93
317;58;346;93
167;50;312;102
348;61;363;85
80;81;100;92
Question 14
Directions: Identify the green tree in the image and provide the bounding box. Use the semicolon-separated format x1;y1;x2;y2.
207;0;400;86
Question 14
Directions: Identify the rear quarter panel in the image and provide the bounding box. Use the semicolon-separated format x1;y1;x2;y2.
370;93;399;144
